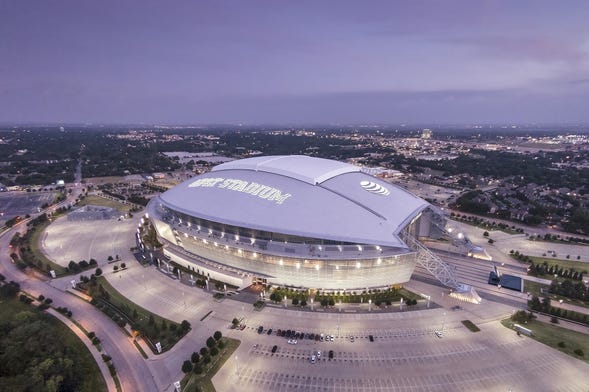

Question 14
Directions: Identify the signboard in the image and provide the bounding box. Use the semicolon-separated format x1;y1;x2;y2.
188;177;292;205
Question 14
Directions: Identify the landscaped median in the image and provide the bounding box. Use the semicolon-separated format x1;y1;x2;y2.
79;275;191;353
180;334;241;392
502;311;589;363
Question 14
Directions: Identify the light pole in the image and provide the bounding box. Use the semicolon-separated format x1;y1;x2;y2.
442;312;446;332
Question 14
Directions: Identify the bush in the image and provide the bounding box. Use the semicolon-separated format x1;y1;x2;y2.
558;341;566;348
193;365;203;374
550;316;559;324
210;347;219;356
101;354;112;362
38;294;45;301
200;347;208;356
121;263;126;269
181;360;193;373
88;331;96;339
213;331;222;341
191;352;200;363
206;337;216;348
232;318;239;327
44;298;53;305
203;355;211;364
574;349;584;357
95;268;103;276
218;340;225;349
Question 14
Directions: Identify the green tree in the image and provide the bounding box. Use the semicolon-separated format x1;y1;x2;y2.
213;331;222;341
181;360;193;373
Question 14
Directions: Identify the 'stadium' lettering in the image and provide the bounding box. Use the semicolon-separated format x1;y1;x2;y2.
188;177;292;205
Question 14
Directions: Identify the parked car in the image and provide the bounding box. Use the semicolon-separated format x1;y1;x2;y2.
257;326;264;334
310;354;316;364
328;350;334;359
435;330;443;338
267;328;273;335
369;335;374;342
272;345;278;353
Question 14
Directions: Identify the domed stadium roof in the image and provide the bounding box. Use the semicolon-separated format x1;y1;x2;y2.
158;155;429;248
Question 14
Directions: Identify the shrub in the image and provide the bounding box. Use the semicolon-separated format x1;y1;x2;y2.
213;331;222;341
210;347;219;356
203;355;211;364
95;268;103;276
121;263;126;269
102;354;112;362
200;347;208;356
206;337;216;348
574;349;584;357
558;342;566;348
191;352;200;363
38;294;45;301
44;298;53;305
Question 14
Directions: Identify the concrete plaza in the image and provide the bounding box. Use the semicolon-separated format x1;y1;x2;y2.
40;211;589;392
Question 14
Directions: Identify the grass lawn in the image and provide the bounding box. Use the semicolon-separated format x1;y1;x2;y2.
523;280;550;297
31;219;68;275
0;297;107;391
92;276;183;351
501;318;589;364
181;337;241;392
461;320;480;332
524;279;589;310
528;256;589;273
77;194;133;213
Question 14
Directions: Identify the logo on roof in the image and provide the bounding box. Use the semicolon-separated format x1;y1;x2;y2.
360;180;390;196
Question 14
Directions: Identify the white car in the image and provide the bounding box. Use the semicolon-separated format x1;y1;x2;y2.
434;330;443;338
288;339;298;345
316;350;321;358
329;335;334;341
310;354;316;364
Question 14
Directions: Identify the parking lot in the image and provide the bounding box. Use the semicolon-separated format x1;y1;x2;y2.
0;191;55;224
217;318;589;392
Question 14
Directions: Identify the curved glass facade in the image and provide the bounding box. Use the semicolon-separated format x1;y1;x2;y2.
148;198;421;289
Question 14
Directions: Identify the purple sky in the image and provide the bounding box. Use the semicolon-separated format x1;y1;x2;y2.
1;1;588;125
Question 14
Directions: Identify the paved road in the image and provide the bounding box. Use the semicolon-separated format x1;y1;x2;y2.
4;190;589;392
1;226;159;392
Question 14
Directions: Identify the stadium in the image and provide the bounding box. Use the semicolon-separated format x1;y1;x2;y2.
145;155;450;290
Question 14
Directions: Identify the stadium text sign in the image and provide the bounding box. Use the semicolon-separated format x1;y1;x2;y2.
189;177;292;205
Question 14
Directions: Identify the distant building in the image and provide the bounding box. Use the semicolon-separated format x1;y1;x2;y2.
421;129;432;139
153;173;166;179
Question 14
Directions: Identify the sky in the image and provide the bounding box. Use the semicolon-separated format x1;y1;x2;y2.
1;0;589;125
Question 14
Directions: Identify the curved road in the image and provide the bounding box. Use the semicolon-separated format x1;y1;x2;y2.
0;223;159;392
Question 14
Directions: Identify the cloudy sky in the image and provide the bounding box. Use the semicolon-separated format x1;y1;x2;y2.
1;1;588;125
